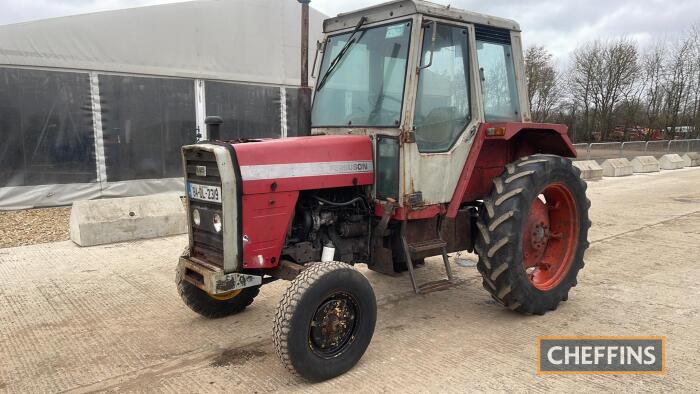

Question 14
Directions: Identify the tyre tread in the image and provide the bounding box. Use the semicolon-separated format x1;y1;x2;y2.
177;280;259;319
474;154;591;315
272;261;360;379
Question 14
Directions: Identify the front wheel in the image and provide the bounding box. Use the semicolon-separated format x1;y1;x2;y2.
475;155;591;315
273;261;377;381
177;278;260;318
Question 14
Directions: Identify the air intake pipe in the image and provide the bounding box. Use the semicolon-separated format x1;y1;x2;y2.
205;116;223;141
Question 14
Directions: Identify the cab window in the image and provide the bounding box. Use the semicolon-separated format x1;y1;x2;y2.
311;21;412;127
413;23;471;153
476;36;520;122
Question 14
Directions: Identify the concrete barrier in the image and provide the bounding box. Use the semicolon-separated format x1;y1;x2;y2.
630;156;660;173
682;152;700;167
70;193;186;247
659;154;686;170
573;160;603;180
602;158;634;177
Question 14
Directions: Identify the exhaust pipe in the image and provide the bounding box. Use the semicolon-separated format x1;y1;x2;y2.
295;0;312;137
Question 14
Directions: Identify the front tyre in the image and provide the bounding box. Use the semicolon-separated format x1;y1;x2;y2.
475;155;591;315
177;278;260;318
273;261;377;381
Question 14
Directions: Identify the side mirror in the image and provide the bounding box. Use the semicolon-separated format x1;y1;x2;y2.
417;21;437;73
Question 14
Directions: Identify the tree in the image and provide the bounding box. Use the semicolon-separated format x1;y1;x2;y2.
662;34;695;138
568;42;603;141
641;41;666;136
687;24;700;138
567;39;640;141
525;46;560;122
526;23;700;142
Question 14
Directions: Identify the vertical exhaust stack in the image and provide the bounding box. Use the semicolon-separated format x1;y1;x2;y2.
299;0;310;88
297;0;312;136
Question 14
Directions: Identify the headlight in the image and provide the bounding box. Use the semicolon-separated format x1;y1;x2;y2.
213;213;222;233
192;209;201;226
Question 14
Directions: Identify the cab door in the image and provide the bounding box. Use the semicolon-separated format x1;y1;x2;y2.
401;18;481;207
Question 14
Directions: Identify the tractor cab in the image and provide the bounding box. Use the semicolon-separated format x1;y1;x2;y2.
310;0;531;207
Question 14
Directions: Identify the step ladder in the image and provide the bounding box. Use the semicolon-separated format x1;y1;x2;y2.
400;219;455;294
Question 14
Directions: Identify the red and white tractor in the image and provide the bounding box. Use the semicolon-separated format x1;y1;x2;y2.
176;0;590;381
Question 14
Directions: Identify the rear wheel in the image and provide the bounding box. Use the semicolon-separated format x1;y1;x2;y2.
177;279;260;318
273;261;377;381
474;155;591;315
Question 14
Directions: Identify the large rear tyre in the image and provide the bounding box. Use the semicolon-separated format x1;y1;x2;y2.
273;261;377;381
475;155;591;315
177;278;260;318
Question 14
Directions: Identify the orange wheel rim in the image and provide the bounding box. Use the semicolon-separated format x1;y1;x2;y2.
209;289;242;301
522;183;579;291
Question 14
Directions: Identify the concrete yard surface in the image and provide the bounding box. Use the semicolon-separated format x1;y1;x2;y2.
2;168;700;392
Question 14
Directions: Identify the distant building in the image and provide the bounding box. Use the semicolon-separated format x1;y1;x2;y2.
0;0;325;209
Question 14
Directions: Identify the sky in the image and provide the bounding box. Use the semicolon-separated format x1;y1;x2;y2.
1;0;698;63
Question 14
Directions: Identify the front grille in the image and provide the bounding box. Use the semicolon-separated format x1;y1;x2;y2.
184;148;224;268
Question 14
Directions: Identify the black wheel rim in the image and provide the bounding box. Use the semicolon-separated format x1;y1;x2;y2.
308;291;360;358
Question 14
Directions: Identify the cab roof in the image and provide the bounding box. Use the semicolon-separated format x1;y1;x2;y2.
323;0;520;33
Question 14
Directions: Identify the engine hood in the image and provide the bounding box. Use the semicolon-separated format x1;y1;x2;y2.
231;135;374;195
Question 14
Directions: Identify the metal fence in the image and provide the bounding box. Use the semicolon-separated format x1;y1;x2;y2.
572;143;589;159
619;142;646;160
645;140;671;157
588;143;622;161
574;139;700;162
691;140;700;152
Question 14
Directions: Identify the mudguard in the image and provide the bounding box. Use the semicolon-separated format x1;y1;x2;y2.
446;122;575;218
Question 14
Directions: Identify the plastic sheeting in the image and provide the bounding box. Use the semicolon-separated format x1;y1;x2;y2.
0;178;185;211
0;0;326;210
285;87;312;138
205;81;282;140
0;66;313;210
99;75;197;181
0;68;95;187
204;82;312;140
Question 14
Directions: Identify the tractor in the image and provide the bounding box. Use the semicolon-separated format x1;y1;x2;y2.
176;0;590;382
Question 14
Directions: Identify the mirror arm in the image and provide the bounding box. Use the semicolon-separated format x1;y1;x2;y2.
417;21;438;73
311;39;325;79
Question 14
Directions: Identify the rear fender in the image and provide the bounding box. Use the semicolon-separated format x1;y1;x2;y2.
446;122;575;217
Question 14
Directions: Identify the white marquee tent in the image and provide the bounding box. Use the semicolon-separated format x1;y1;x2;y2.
0;0;326;210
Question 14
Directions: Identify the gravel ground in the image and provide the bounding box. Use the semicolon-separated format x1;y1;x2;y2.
0;198;186;249
0;207;71;248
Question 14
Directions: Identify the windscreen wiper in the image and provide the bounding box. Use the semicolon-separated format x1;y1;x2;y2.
316;16;367;91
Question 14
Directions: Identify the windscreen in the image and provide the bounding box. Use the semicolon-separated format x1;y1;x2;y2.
311;21;411;127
